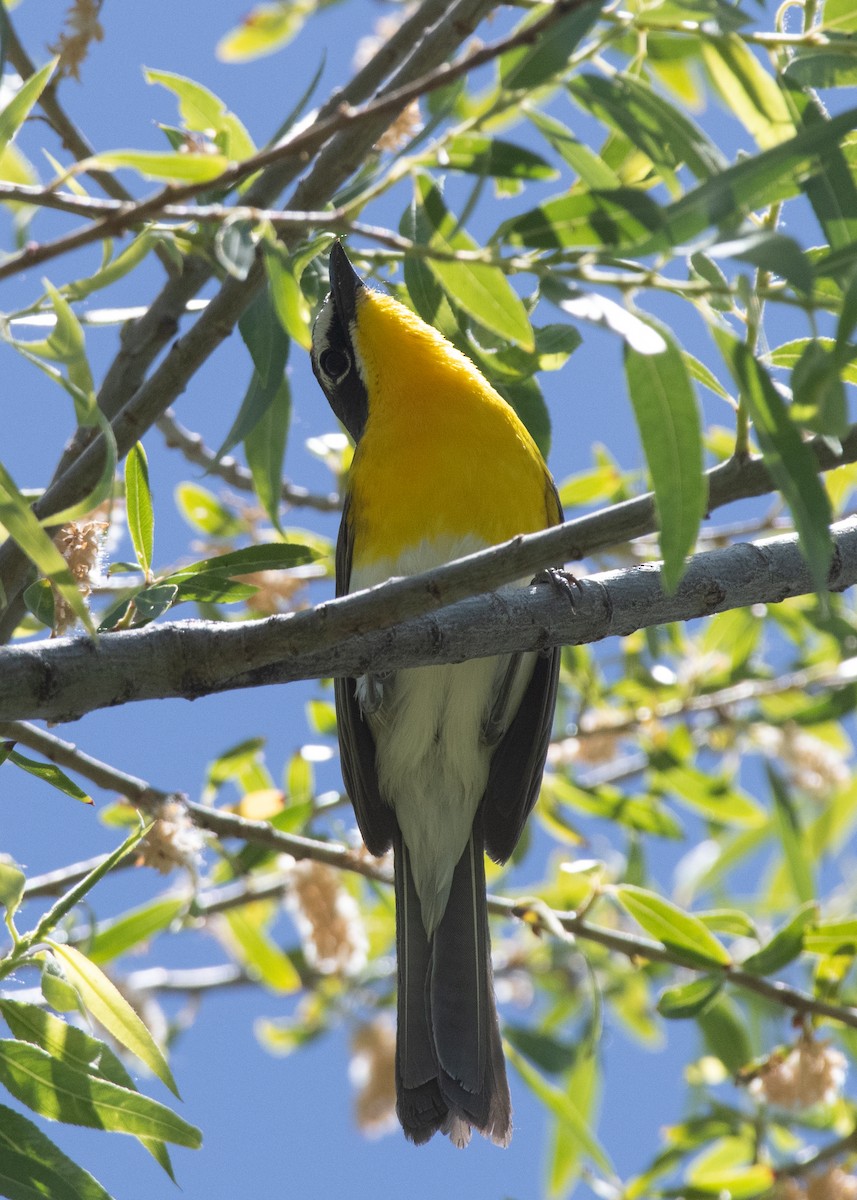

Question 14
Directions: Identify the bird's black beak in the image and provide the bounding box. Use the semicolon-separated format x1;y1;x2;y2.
329;242;364;328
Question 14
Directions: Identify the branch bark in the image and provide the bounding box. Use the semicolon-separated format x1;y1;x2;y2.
2;516;856;723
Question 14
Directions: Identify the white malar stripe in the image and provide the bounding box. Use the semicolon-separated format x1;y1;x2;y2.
350;535;536;934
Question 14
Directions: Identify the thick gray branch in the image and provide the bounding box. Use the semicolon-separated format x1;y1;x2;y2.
2;517;856;723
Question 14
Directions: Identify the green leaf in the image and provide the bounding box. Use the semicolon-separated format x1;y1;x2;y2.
696;994;753;1074
701;34;795;149
0;58;58;158
790;340;848;436
175;482;243;537
0;1040;200;1146
214;287;290;461
143;67;255;160
215;218;257;280
614;885;732;967
216;1;314;62
767;337;857;387
715;329;833;597
568;72;726;183
740;902;818;975
0;860;25;917
823;0;857;32
649;755;765;828
5;750;91;803
165;542;317;586
506;1043;613;1175
414;175;534;350
804;919;857;955
22;578;55;629
65;231;160;302
497;187;664;251
657;975;723;1019
527;108;622;189
708;230;813;296
0;460;95;634
438;134;557;181
245;376;290;530
218;905;301;993
88;897;185;965
0;1103;115;1200
40;957;82;1014
265;245;313;350
0;1001;175;1179
125;442;154;577
768;766;815;904
46;942;179;1096
499;3;600;90
623;318;705;591
92;149;228;182
785;48;857;89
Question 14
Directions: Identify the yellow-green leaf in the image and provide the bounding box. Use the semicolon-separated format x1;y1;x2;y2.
46;942;179;1096
614;885;732;967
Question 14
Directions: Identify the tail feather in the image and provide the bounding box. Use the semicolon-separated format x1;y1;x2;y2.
394;822;511;1147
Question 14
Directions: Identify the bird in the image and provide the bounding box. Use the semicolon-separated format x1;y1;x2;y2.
311;241;562;1147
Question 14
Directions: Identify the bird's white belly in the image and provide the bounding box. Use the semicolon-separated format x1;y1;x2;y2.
349;535;535;931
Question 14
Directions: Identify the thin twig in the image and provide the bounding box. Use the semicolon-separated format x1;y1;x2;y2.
156;408;340;513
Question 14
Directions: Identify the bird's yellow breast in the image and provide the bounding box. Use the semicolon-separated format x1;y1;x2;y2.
347;289;555;568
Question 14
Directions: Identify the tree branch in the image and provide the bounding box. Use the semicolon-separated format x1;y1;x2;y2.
2;515;856;724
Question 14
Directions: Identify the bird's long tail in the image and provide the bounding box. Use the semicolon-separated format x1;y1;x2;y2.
393;817;511;1148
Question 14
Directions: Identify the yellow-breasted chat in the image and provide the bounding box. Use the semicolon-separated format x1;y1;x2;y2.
311;242;561;1147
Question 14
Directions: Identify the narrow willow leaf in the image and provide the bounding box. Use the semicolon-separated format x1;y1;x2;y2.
497;187;664;251
175;482;243;537
218;906;301;993
701;33;795;149
6;751;91;803
23;578;55;629
696;994;753;1074
40;957;82;1014
124;443;154;577
0;1103;115;1200
527;108;621;188
657;975;722;1019
499;3;600;90
0;1000;175;1180
785;49;857;89
568;72;726;182
414;175;534;350
245;377;290;530
0;1040;200;1146
740;902;817;975
823;0;857;33
767;766;815;904
92;149;228;182
0;861;25;917
623;319;705;591
547;1050;599;1198
66;231;160;302
708;230;812;295
615;885;732;967
649;757;765;827
265;246;312;350
143;67;255;159
41;282;96;419
0;460;95;634
215;219;257;280
88;897;185;965
790;340;847;436
215;287;290;461
165;542;317;583
216;1;313;62
0;58;58;157
688;1162;775;1198
804;919;857;955
505;1043;613;1175
716;329;833;596
438;134;557;181
47;942;179;1096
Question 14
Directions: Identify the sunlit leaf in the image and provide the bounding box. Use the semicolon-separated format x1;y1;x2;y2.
92;149;228;182
624;317;705;591
0;1040;200;1146
0;1103;114;1200
47;943;179;1096
615;885;732;967
0;58;58;158
125;443;154;578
